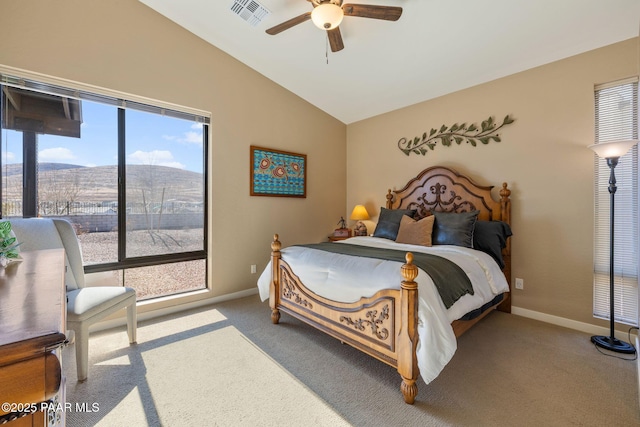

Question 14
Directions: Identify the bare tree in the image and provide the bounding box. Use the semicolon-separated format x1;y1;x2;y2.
2;165;24;216
127;160;180;250
38;167;85;215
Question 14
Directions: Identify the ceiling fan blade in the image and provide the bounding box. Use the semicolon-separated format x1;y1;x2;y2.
342;4;402;21
327;27;344;52
265;12;312;35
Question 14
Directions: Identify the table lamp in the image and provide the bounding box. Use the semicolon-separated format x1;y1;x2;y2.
350;205;370;236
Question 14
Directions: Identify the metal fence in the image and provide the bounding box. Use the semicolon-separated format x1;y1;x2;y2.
2;200;204;216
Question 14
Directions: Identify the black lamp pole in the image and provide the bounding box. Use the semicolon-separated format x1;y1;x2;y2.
590;156;636;354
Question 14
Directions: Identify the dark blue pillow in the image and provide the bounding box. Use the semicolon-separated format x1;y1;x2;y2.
373;207;416;240
473;220;512;269
432;210;479;248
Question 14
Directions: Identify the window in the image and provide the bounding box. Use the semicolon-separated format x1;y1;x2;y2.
593;77;639;326
0;71;209;301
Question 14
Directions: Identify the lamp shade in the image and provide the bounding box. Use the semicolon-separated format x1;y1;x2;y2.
350;205;370;221
588;139;639;159
311;3;344;30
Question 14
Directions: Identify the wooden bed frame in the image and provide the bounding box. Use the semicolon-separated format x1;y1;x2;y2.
268;166;512;404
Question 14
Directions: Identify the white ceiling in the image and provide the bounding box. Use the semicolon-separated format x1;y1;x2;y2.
139;0;640;124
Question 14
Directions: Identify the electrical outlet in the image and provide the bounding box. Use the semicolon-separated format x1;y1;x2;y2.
515;278;524;290
251;264;257;274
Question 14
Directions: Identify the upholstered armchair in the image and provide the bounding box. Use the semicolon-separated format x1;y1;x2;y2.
8;218;137;382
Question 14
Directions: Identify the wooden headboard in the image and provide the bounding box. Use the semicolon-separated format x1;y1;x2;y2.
385;165;512;312
385;166;511;224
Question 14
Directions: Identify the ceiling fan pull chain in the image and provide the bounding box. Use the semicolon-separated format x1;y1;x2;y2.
326;34;329;65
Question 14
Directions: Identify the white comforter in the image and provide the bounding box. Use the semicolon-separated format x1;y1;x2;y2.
256;236;509;384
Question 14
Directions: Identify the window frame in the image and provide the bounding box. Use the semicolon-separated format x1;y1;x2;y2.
593;77;639;327
0;67;210;286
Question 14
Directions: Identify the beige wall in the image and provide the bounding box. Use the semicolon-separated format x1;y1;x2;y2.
1;0;637;329
347;38;639;328
0;0;347;309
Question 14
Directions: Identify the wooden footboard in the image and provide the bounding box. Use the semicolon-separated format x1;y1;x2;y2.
269;234;420;404
267;165;512;404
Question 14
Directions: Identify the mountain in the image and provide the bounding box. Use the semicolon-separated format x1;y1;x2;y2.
2;163;204;203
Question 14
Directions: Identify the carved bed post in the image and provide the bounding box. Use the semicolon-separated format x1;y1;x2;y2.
498;183;512;313
270;234;282;324
499;182;511;249
499;184;512;253
397;253;420;404
386;189;393;209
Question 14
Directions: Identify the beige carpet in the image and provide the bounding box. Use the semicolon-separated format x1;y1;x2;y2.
63;307;348;426
64;295;640;426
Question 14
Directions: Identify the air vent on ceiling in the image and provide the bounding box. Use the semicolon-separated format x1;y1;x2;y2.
230;0;270;27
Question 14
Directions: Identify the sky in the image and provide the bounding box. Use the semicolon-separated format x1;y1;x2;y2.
2;100;205;173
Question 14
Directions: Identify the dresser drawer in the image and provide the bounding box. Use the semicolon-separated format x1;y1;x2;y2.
0;352;62;417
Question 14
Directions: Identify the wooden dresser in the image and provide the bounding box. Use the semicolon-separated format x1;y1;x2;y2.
0;249;67;426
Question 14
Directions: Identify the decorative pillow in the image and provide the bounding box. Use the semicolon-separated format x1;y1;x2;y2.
473;220;512;268
372;207;416;240
395;215;435;246
432;210;480;248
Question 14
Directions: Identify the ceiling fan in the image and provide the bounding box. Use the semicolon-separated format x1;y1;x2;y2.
265;0;403;52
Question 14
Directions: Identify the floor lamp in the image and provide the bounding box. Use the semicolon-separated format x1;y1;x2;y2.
588;139;639;354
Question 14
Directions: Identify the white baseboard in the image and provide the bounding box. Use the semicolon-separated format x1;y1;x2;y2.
89;288;259;334
512;305;636;338
90;297;633;343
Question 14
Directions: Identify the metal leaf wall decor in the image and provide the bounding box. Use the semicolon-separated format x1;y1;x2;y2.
397;115;515;156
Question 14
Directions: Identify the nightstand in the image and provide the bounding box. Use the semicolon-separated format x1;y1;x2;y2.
328;235;350;242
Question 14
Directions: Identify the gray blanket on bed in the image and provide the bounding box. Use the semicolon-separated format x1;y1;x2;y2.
295;242;474;309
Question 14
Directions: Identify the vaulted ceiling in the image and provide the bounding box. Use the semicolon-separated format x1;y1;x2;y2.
139;0;640;124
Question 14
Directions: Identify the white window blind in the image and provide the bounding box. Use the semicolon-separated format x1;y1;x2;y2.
593;77;639;326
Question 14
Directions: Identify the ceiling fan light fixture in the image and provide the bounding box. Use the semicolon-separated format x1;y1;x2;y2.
311;3;344;30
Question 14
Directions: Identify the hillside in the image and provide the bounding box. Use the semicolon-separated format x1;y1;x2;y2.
3;163;204;203
3;163;84;176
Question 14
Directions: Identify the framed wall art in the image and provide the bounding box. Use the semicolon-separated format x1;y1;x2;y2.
250;146;307;198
